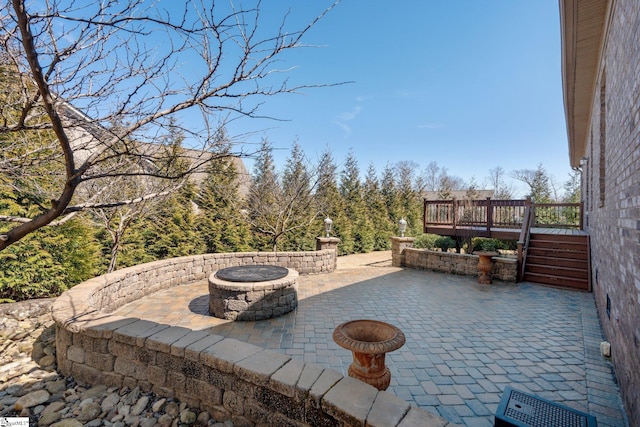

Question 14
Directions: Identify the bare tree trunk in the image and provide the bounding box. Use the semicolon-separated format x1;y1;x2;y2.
108;235;121;274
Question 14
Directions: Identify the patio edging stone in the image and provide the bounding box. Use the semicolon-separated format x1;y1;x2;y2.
52;251;460;427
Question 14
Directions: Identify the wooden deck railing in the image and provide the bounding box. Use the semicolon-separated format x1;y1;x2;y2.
423;198;583;233
532;202;583;229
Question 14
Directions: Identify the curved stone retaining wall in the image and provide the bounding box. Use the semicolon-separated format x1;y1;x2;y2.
52;250;457;427
79;250;336;315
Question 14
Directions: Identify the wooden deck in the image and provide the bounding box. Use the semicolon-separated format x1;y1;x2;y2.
530;227;588;236
423;225;521;240
424;225;588;240
423;199;590;289
423;198;584;241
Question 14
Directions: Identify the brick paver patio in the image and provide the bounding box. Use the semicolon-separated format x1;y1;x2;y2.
115;251;628;427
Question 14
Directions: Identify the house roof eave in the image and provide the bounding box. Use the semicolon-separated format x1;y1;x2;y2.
559;0;610;168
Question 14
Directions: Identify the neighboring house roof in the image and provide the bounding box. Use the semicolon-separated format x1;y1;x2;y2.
58;102;251;196
559;0;611;168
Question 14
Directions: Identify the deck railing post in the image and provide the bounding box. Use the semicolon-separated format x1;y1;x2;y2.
423;199;427;233
525;196;533;227
452;199;457;231
579;201;584;230
486;197;493;233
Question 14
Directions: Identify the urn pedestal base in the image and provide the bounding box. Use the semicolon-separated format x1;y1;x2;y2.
475;251;499;284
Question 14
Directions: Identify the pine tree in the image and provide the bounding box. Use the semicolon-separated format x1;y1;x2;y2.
563;170;581;203
314;149;349;251
0;82;101;300
140;182;206;260
85;120;195;272
364;163;392;250
195;144;252;253
246;139;282;251
0;208;100;301
395;161;423;236
340;151;374;253
279;142;316;251
381;163;401;223
512;163;553;203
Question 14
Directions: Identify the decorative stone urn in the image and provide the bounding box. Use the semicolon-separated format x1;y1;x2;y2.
332;319;406;390
475;251;499;284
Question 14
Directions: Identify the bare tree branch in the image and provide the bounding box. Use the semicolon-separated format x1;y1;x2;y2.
0;0;344;251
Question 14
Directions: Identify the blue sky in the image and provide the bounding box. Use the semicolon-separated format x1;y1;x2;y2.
209;1;572;196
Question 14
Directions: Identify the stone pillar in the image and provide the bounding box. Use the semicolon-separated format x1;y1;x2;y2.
391;236;415;267
316;237;341;271
316;237;340;251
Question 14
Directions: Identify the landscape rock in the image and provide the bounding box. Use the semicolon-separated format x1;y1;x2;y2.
131;395;150;416
1;298;236;427
180;409;197;424
157;413;173;427
164;401;179;417
197;411;211;425
102;392;121;413
139;416;157;427
81;385;108;400
40;354;56;367
42;401;67;416
118;404;131;417
47;379;67;394
14;389;50;410
51;419;83;427
123;414;140;426
39;411;62;426
151;397;166;413
77;402;102;421
123;387;140;405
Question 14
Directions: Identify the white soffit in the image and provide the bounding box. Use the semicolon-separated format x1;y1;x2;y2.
560;0;609;167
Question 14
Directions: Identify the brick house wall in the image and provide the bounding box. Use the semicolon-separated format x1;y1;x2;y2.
579;0;640;423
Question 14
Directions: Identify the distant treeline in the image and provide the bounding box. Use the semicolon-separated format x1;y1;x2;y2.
0;139;578;302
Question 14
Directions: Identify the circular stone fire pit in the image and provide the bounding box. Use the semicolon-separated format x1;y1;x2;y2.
208;265;298;321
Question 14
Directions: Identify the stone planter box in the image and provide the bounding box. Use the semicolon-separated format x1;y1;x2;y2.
400;247;517;283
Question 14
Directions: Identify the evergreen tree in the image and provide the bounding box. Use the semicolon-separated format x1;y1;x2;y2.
279;142;317;251
195;142;252;253
512;163;553;203
465;177;480;199
395;161;423;236
339;151;373;253
95;218;152;273
1;2;341;253
141;182;206;260
561;170;582;226
0;86;100;300
364;163;392;250
314;149;349;251
563;170;581;203
0;216;100;302
246;139;282;251
381;163;401;223
84;120;193;272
